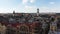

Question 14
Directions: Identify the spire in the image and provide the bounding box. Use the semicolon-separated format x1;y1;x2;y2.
37;8;39;16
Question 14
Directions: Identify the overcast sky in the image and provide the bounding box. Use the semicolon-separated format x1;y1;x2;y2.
0;0;60;13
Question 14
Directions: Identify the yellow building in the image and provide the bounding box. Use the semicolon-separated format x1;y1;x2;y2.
50;18;57;31
0;23;6;34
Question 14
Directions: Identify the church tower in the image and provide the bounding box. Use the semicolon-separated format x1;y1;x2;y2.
13;10;15;16
37;8;39;16
48;17;57;34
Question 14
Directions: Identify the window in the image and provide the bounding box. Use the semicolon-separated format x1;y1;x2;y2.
19;26;29;34
6;28;16;34
33;25;41;34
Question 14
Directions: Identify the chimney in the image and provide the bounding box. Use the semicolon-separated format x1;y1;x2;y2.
37;8;39;16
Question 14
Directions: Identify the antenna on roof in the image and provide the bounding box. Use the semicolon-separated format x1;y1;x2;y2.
37;8;39;16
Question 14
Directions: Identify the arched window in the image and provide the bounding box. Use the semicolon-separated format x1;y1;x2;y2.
19;26;30;34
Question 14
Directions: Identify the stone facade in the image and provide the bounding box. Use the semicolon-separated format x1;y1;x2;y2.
0;23;6;34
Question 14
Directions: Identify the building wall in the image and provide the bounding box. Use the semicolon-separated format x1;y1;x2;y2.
0;23;6;34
